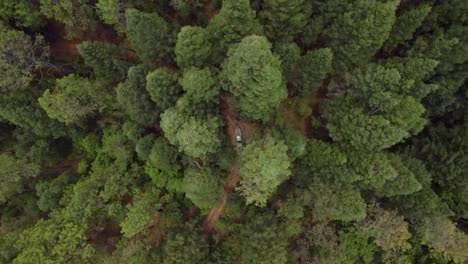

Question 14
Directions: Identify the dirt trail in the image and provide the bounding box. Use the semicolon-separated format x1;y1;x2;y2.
203;93;249;233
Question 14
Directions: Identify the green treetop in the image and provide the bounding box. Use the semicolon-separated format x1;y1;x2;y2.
221;35;287;121
182;167;223;210
116;65;159;125
146;68;182;111
259;0;311;41
175;26;212;69
207;0;263;59
126;9;173;62
326;0;398;71
239;135;291;206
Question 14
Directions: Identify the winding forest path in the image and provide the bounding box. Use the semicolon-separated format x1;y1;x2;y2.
203;93;250;233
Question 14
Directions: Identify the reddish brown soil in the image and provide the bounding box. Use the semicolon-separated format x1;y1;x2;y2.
147;211;162;247
88;220;121;253
47;20;120;60
40;158;80;177
203;93;252;233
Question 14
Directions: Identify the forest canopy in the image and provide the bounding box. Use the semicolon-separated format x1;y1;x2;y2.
0;0;467;263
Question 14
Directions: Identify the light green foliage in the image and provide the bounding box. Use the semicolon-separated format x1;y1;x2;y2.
0;24;46;92
100;163;146;201
78;41;131;81
421;217;468;263
296;48;333;95
221;35;287;121
162;223;209;264
175;26;212;69
160;107;222;158
273;42;301;78
179;67;218;104
13;218;95;264
240;213;288;264
338;229;377;264
96;0;126;34
259;0;311;41
0;154;40;203
12;170;103;264
126;9;172;62
121;188;161;238
182;167;223;209
207;0;263;58
39;0;97;39
355;203;412;251
326;0;398;70
307;179;366;222
239;135;291;206
384;4;432;52
116;65;159;125
35;172;72;212
175;116;222;158
146;68;182;111
0;1;44;29
38;75;103;126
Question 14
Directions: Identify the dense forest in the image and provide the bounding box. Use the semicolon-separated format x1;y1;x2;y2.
0;0;467;263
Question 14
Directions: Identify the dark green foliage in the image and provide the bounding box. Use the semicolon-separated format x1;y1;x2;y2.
338;229;377;264
207;0;263;58
409;123;468;218
116;65;159;125
0;91;68;137
0;24;46;92
179;67;218;105
0;1;467;263
162;223;209;264
96;0;126;34
78;41;131;81
295;48;333;95
0;153;40;204
221;35;287;121
384;4;432;52
175;26;212;69
35;172;72;212
39;0;97;39
146;68;182;111
240;213;288;264
0;1;44;29
305;179;366;222
182;167;223;209
259;0;311;41
273;42;301;79
326;0;398;70
326;107;408;151
126;9;173;62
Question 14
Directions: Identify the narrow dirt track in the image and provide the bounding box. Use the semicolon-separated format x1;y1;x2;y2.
203;93;247;233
